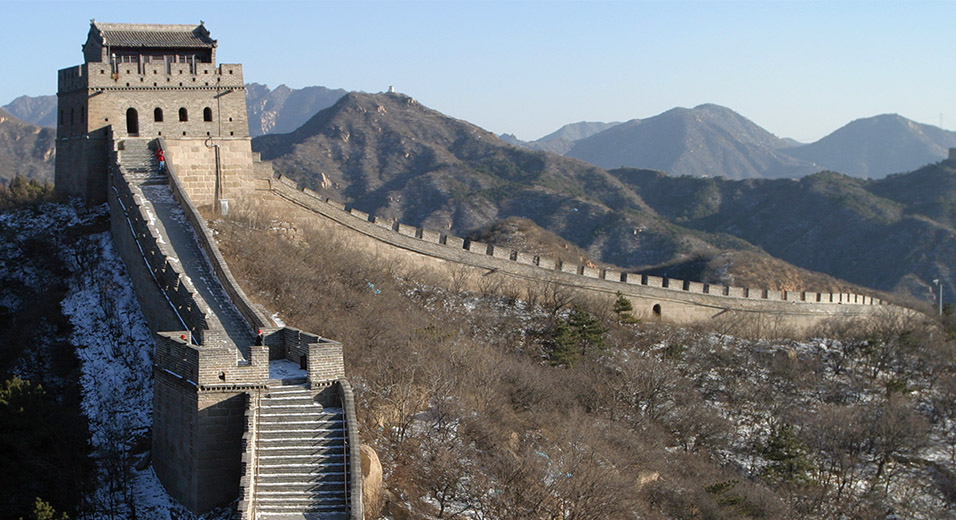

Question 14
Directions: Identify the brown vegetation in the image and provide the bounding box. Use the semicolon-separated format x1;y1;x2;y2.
211;208;956;519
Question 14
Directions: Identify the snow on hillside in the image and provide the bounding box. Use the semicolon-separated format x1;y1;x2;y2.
0;201;232;519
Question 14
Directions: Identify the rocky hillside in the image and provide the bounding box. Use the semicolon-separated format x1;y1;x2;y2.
564;104;820;179
214;208;956;520
0;109;55;185
245;83;347;137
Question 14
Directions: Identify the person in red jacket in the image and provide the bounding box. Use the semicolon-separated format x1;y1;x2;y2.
155;149;166;173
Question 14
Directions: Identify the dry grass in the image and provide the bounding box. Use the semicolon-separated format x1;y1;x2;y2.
209;206;956;520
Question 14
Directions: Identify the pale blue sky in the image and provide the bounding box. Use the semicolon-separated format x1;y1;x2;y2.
3;0;954;142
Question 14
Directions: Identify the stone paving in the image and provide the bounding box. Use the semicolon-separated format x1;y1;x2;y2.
120;139;254;356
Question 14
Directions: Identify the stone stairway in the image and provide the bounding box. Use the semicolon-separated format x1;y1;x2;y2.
255;384;350;520
118;139;167;186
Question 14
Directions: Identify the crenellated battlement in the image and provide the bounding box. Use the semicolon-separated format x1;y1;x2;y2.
58;62;245;94
273;175;887;312
267;174;896;331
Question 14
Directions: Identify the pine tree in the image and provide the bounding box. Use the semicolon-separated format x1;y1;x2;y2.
612;292;638;324
759;423;813;485
545;306;607;367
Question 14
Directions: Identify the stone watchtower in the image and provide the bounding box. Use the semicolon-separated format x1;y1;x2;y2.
56;21;254;207
55;22;363;518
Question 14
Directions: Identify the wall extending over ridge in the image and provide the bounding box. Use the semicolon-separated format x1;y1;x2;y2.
257;175;895;332
105;136;360;516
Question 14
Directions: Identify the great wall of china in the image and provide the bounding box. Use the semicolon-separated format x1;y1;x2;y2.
260;173;892;333
53;21;901;520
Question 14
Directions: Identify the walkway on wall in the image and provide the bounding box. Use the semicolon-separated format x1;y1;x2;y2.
119;138;255;354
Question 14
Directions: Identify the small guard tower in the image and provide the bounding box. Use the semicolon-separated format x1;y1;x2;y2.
56;21;254;207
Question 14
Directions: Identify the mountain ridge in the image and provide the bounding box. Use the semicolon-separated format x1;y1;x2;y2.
8;89;956;180
251;92;908;298
564;104;821;179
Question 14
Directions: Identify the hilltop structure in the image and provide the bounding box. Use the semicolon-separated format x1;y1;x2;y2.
56;22;363;519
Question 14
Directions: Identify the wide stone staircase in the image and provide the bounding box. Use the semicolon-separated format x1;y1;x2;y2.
255;384;351;520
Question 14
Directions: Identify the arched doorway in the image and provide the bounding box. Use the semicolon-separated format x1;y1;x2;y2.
652;304;662;319
126;108;139;136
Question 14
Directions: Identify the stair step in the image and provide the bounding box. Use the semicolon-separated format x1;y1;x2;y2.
258;416;344;423
256;501;346;518
258;417;344;427
256;472;347;484
255;481;347;493
257;494;347;502
258;433;345;443
259;453;348;468
263;396;319;404
256;513;348;520
267;387;312;394
259;464;347;475
262;404;320;410
257;445;345;456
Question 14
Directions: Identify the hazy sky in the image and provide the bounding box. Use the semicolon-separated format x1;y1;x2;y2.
4;0;955;142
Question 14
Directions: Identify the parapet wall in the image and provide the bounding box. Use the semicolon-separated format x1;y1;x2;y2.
163;137;259;207
266;175;894;330
160;137;270;331
57;62;245;94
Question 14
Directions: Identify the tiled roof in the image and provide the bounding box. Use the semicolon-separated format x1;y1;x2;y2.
92;22;216;48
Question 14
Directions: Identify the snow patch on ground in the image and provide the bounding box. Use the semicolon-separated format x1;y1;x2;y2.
270;358;307;380
52;204;234;520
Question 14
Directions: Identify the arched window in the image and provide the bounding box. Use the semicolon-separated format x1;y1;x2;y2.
203;107;213;122
126;108;139;136
179;107;188;122
652;304;662;319
154;108;164;122
59;109;64;125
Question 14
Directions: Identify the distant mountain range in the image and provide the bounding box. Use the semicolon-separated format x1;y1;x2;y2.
501;121;623;155
564;104;817;179
4;87;956;302
7;88;956;179
782;114;956;179
508;104;956;180
252;91;956;303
